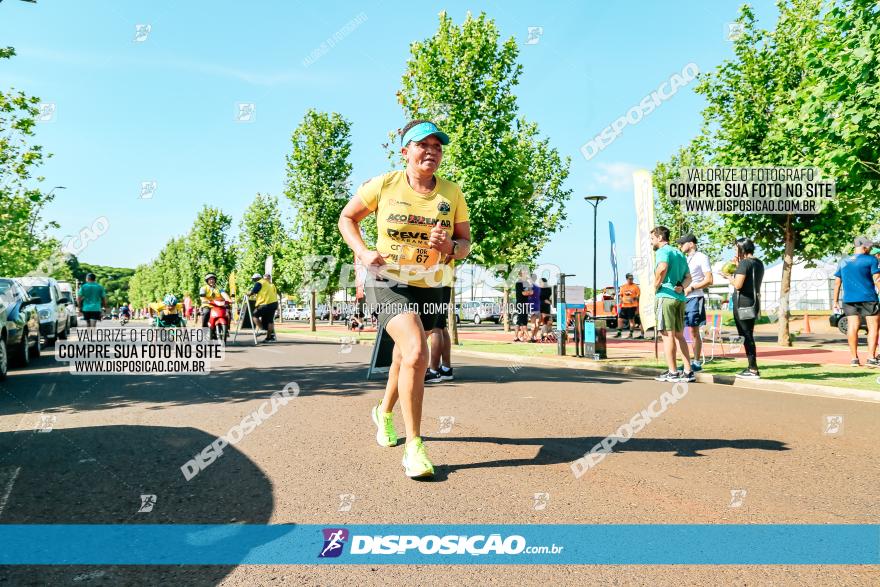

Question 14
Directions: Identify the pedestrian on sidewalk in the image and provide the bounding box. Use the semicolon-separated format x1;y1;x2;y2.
650;226;695;383
727;238;764;378
538;278;554;341
832;236;880;367
513;270;531;342
528;274;543;342
615;273;643;339
338;119;471;479
677;234;713;371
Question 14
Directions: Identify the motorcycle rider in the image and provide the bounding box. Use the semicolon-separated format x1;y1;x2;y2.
199;273;232;335
119;302;132;324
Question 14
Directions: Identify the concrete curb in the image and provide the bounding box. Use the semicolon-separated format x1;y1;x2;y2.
274;331;880;403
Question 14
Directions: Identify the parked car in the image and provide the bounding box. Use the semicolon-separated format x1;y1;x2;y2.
16;276;70;344
282;307;309;321
56;280;78;328
458;300;501;325
829;312;867;336
0;278;42;379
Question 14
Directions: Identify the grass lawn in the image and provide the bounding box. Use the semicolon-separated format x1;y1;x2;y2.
445;340;880;393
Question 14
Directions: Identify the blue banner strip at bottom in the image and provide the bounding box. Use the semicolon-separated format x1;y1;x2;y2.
0;525;877;565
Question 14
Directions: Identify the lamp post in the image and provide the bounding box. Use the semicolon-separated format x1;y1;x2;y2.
584;195;607;319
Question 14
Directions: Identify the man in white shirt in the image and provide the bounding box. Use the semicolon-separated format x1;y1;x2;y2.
677;234;713;371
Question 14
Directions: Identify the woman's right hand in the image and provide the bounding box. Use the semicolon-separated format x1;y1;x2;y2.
358;250;388;273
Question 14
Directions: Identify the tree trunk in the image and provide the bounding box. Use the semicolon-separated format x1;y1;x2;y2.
778;215;795;346
449;275;459;345
310;290;316;332
502;285;510;333
328;292;334;326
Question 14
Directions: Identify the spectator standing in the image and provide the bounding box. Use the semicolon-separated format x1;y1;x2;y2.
615;273;643;339
677;234;713;371
650;226;695;383
833;237;880;367
725;238;765;378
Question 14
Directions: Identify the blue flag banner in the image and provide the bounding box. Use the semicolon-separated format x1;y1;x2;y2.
609;221;619;310
0;524;877;565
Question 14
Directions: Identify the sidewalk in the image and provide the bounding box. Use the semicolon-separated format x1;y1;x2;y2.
275;321;859;367
273;321;880;395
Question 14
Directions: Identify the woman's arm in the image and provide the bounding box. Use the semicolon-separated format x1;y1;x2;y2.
338;197;373;260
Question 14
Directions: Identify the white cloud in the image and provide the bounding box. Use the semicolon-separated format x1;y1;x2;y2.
592;162;641;192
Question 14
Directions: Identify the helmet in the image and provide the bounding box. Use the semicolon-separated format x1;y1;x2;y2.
163;294;178;307
204;273;217;283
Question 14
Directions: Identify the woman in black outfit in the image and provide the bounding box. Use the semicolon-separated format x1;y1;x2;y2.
726;238;764;378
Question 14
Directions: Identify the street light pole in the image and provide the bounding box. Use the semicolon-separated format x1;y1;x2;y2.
584;195;607;319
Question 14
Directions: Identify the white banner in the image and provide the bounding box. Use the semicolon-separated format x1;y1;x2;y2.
633;169;656;330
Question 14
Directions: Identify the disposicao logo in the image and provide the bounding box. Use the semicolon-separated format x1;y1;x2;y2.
317;529;532;557
319;528;349;558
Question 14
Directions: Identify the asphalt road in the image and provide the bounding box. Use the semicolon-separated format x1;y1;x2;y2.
0;322;877;585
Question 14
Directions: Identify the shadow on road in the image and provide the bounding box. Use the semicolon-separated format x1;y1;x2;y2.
0;425;276;585
425;435;789;480
1;339;628;416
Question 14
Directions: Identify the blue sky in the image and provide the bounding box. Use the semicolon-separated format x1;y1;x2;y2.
0;0;778;286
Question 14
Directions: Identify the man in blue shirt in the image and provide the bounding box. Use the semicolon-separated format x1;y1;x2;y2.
650;226;694;382
833;236;880;367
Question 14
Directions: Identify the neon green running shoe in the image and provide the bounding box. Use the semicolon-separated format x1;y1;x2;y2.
371;403;397;447
402;437;434;478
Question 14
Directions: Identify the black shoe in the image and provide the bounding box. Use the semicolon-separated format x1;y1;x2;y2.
265;335;277;342
679;370;696;383
736;369;760;379
439;366;454;381
866;357;880;368
425;369;442;384
613;331;622;338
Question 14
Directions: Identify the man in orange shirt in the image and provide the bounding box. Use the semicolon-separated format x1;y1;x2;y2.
615;273;644;339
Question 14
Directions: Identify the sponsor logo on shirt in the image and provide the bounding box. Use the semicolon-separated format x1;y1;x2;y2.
387;228;430;240
386;213;451;227
437;200;451;213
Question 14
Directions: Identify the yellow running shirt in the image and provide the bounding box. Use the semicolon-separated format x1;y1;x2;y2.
357;170;469;288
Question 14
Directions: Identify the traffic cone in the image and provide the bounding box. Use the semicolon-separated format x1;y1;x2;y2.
803;312;811;334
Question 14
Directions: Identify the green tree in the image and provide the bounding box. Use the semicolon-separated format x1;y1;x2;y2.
395;12;571;269
186;206;234;295
395;12;572;337
284;109;353;330
658;0;880;345
653;146;730;261
234;193;291;295
0;47;61;276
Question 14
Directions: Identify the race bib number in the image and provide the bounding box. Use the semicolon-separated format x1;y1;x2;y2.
398;244;440;269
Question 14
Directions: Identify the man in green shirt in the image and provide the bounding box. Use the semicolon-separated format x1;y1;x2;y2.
77;273;107;328
651;226;695;383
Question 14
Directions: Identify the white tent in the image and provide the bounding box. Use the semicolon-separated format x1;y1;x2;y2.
708;259;837;311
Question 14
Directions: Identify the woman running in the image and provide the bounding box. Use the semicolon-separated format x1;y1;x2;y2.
338;120;471;478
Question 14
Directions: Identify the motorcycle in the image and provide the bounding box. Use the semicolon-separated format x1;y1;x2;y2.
207;299;229;342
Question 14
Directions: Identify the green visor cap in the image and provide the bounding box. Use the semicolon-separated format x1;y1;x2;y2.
401;122;450;147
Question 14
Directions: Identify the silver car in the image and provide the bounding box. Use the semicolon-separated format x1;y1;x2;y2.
16;276;70;344
458;300;501;325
